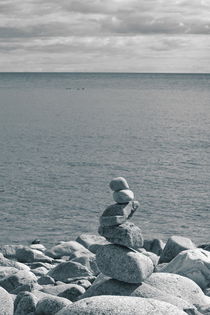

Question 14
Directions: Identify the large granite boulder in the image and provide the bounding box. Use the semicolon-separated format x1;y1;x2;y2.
109;177;129;191
46;241;91;259
79;273;195;312
56;295;187;315
145;272;210;306
159;248;210;289
0;287;14;315
96;244;153;283
14;292;38;315
159;235;196;263
48;261;93;282
99;201;139;227
98;222;143;249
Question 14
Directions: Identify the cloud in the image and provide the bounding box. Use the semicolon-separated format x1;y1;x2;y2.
0;0;210;71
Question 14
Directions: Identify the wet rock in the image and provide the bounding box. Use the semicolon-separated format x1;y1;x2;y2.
48;260;93;282
113;189;134;204
98;222;143;249
46;241;91;259
143;238;165;256
109;177;129;191
0;287;14;315
159;235;196;263
56;295;187;315
35;295;71;315
99;201;139;227
96;244;154;283
159;248;210;289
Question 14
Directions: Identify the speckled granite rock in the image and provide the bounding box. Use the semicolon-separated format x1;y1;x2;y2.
0;287;14;315
113;189;134;204
98;221;143;249
109;177;129;191
96;244;153;283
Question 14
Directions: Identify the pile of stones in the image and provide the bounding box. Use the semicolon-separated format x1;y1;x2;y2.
96;177;154;284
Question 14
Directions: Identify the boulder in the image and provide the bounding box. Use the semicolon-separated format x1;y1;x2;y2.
143;238;165;256
16;246;53;263
79;273;195;312
159;248;210;289
56;295;187;315
96;244;154;283
35;295;71;315
99;201;139;227
48;261;93;282
30;244;46;252
76;234;107;250
109;177;129;191
0;252;29;270
0;269;37;293
38;275;55;285
0;244;23;259
0;287;14;315
113;189;134;204
159;235;196;263
69;279;91;289
145;272;210;306
41;283;85;300
11;282;42;294
0;266;22;280
98;222;143;249
14;292;38;315
71;254;100;276
32;266;48;277
46;241;91;259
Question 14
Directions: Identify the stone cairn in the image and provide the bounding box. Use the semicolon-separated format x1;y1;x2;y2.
96;177;154;284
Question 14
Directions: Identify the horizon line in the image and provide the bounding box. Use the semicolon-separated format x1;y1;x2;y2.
0;71;210;75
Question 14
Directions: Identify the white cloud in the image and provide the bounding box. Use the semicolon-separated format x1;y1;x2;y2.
0;0;210;71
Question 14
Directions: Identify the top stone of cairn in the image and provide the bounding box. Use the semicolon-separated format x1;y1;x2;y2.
109;177;129;192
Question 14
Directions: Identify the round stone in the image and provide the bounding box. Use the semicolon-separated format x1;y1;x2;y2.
113;190;134;204
109;177;129;191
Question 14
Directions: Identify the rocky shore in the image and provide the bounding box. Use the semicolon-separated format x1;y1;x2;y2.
0;177;210;314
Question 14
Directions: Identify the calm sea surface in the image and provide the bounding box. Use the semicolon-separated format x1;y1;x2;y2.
0;73;209;248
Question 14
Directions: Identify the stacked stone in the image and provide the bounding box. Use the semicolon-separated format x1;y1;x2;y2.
96;177;154;284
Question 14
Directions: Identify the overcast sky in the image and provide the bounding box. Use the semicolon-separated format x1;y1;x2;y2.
0;0;210;72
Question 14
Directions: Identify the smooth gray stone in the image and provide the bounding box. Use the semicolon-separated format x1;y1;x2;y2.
98;222;144;249
46;241;91;259
35;295;71;315
159;235;196;263
38;275;55;285
0;252;30;270
113;189;134;204
58;284;85;302
99;201;139;227
96;244;153;283
109;177;129;191
79;274;195;312
0;287;14;315
41;283;85;299
0;269;38;293
76;234;107;250
16;247;53;264
159;248;210;290
56;295;187;315
143;238;165;256
48;261;93;282
71;254;100;276
145;272;210;306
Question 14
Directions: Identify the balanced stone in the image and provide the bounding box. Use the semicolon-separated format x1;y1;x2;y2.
113;189;134;204
99;201;139;227
98;221;143;249
109;177;129;191
96;244;154;283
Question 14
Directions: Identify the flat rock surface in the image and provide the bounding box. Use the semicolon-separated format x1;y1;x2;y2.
96;244;153;283
56;295;187;315
98;222;144;249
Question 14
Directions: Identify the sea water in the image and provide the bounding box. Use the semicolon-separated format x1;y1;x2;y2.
0;73;209;247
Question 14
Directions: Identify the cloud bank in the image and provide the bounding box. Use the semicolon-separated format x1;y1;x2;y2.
0;0;210;72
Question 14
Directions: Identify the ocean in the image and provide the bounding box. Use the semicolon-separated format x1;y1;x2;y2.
0;73;209;248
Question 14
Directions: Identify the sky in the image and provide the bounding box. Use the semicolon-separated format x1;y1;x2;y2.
0;0;210;72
